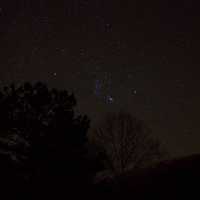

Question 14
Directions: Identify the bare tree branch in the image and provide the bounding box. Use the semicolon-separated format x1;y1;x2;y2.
91;112;164;177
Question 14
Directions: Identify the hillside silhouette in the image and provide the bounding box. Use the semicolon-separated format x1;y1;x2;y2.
97;154;200;199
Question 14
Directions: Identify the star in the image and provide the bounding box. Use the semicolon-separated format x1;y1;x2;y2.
132;89;137;95
105;95;114;104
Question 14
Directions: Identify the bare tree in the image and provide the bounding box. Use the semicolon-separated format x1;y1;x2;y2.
90;112;163;177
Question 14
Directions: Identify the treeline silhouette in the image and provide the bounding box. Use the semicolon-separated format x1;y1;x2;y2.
0;82;92;199
0;82;198;199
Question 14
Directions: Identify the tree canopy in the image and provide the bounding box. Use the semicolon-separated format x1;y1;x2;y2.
0;82;91;198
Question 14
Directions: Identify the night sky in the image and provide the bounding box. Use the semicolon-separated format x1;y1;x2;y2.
0;0;200;156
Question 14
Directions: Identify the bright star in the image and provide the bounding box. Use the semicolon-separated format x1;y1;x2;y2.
132;89;137;95
106;95;114;104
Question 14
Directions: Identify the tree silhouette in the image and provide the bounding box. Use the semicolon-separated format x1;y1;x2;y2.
0;82;90;198
90;112;163;179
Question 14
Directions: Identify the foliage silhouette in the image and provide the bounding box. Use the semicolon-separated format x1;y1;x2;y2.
0;82;91;198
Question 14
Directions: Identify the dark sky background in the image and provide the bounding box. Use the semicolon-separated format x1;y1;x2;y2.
0;0;200;157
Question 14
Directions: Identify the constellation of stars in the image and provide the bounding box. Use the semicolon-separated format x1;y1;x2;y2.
94;72;114;104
